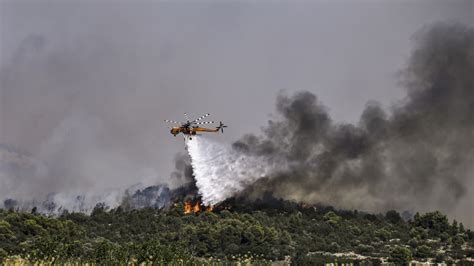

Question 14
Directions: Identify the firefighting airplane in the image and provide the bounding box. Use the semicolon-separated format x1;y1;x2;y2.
164;113;227;140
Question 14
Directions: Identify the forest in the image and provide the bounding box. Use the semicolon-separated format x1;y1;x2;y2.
0;198;473;265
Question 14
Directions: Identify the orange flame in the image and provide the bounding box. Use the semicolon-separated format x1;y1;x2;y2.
183;201;215;214
184;201;193;214
184;201;206;214
193;201;201;213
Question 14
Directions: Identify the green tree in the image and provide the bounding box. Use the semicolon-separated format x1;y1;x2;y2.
452;220;459;235
243;224;266;245
25;235;61;263
375;228;391;241
61;240;84;263
23;219;45;236
415;244;432;260
386;210;403;224
323;211;342;225
356;244;374;255
0;220;14;241
434;252;445;263
328;242;340;253
388;246;412;265
452;234;465;249
93;239;116;264
413;211;449;236
0;248;8;263
459;223;465;234
408;238;418;248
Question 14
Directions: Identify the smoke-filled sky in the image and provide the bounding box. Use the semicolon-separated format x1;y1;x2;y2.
0;1;473;223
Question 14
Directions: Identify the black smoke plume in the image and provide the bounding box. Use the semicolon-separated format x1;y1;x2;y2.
229;22;474;224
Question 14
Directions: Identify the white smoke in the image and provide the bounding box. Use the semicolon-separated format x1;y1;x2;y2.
25;189;126;215
186;136;276;205
0;112;166;213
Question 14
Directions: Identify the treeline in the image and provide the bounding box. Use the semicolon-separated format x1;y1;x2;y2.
0;201;473;264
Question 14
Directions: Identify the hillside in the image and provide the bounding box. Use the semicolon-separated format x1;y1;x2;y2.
1;199;473;265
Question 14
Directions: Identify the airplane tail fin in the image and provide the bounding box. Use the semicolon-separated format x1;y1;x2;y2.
217;122;227;133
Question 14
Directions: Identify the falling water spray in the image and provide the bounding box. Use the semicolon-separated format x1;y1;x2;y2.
185;136;274;205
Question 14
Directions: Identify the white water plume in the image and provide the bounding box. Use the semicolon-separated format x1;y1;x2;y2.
186;136;273;205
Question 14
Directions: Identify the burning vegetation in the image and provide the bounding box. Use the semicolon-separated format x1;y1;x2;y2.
183;200;214;214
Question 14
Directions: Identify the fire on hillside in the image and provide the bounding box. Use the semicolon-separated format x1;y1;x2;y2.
183;200;214;214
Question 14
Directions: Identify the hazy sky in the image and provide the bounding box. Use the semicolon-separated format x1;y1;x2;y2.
0;0;472;190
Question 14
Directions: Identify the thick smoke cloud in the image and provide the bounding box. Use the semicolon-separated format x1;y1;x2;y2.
231;23;474;225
